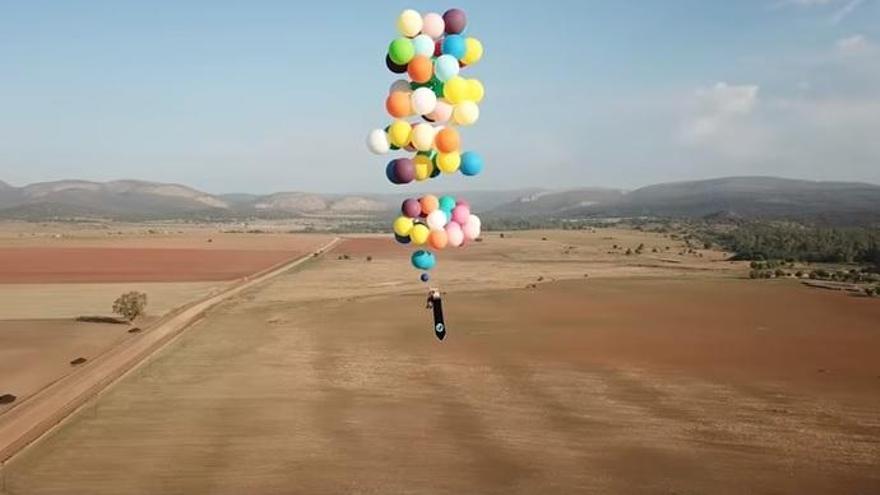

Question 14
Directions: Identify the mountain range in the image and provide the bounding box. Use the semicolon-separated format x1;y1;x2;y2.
1;177;878;226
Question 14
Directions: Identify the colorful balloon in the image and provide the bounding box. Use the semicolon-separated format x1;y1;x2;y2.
459;151;484;176
402;198;421;218
386;91;412;118
419;194;439;216
442;34;466;60
451;204;470;225
437;195;455;213
393;158;415;184
386;54;407;74
367;129;390;155
411;249;436;270
393;216;414;236
428;229;449;249
411;224;430;245
436;151;461;173
412;34;435;57
434;127;460;153
413;153;434;181
388;38;415;65
420;272;430;282
422;12;445;39
433;54;460;82
387;120;412;148
462;38;483;65
463;214;481;240
446;221;464;247
427;209;448;230
397;9;423;38
467;79;485;102
390;79;412;94
407;55;433;84
453;101;480;126
443;76;468;104
443;8;467;34
411;123;436;152
411;87;438;115
426;101;453;124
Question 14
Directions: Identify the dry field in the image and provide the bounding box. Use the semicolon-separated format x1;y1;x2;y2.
2;228;879;494
0;223;331;429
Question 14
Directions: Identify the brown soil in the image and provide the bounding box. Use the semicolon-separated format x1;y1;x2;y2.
5;271;879;493
0;247;307;283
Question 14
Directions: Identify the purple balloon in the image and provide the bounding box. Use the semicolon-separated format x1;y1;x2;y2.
402;198;422;218
393;158;415;184
443;8;467;34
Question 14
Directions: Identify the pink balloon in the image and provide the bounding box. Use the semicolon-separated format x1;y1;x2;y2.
426;101;452;123
445;221;464;247
422;12;445;39
455;198;470;209
451;204;470;224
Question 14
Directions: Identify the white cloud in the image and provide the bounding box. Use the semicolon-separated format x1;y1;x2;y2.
836;34;873;54
830;0;866;23
682;83;760;142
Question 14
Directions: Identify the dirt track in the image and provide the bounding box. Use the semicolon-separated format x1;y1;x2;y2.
4;239;878;494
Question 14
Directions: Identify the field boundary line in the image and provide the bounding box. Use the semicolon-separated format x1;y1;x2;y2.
0;237;341;464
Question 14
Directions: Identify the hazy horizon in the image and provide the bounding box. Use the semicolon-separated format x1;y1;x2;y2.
2;1;879;194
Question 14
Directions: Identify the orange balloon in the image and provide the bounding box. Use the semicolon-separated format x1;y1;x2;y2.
429;229;448;249
434;127;460;153
385;91;411;118
419;194;439;216
407;55;433;84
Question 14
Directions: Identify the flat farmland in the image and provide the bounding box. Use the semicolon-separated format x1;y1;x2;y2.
4;231;879;494
0;226;332;431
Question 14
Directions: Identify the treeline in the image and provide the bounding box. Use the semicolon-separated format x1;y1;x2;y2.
707;223;880;264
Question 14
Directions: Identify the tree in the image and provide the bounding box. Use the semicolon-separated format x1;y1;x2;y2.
113;291;147;322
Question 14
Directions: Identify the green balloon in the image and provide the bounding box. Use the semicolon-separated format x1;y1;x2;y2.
388;38;415;65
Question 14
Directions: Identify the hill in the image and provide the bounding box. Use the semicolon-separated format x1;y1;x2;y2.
1;177;878;225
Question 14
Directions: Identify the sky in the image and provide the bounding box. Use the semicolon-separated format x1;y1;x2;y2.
1;0;879;193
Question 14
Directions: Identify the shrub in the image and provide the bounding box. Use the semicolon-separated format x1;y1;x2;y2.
112;291;147;322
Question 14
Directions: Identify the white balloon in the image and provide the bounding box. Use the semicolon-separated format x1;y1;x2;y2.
410;123;436;152
427;209;448;230
463;214;481;240
412;34;435;57
453;101;480;126
389;79;412;94
366;129;390;155
411;87;438;116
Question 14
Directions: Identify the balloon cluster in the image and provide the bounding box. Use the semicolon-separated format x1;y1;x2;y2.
394;195;482;250
367;8;484;280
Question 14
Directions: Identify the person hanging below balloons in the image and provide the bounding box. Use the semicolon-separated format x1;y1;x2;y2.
366;7;485;340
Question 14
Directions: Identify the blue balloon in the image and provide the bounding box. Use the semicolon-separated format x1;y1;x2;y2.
411;250;436;270
442;35;466;60
386;160;400;184
460;151;484;176
420;273;430;282
395;233;411;244
434;54;460;82
438;195;456;213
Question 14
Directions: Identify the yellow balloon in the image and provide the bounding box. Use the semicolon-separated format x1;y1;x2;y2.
411;223;430;245
453;102;480;126
436;151;461;173
443;76;468;105
397;9;423;37
413;154;434;181
462;38;483;65
467;79;484;103
393;216;414;237
410;123;436;152
387;120;412;148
